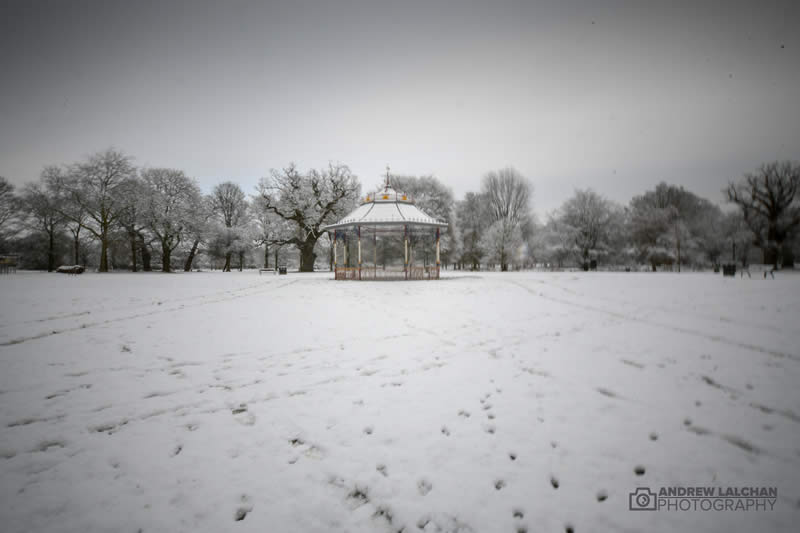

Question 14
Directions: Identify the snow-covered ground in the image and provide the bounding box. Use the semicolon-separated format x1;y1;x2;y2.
1;270;798;533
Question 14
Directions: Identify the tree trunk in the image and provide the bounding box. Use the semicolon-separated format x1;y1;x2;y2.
238;251;244;271
299;238;318;272
99;235;109;272
162;240;171;272
47;230;55;272
129;231;138;272
264;244;269;269
73;233;80;265
781;243;794;268
763;246;778;269
223;252;232;272
274;247;279;269
139;234;152;271
184;239;200;271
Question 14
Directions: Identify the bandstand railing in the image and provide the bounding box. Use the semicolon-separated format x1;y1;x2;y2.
334;265;440;280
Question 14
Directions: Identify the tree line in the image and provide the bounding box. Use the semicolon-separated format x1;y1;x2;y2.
0;149;797;272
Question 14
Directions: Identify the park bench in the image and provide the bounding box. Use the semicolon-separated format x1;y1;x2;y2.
56;265;85;275
258;268;276;275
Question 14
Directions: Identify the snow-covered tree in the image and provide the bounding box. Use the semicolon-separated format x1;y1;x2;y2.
183;195;213;272
140;168;202;272
481;167;533;271
252;194;294;269
480;219;524;270
629;182;715;271
555;188;621;267
390;175;457;267
256;162;360;272
0;177;17;247
210;181;249;272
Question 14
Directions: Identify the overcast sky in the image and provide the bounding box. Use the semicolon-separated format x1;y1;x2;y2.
1;0;798;215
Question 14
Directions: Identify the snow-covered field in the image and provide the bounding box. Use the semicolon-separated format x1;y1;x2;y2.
1;270;798;533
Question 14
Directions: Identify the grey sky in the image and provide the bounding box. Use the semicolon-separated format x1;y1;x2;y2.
1;0;798;215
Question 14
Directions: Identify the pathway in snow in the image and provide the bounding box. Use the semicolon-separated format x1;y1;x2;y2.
0;271;798;532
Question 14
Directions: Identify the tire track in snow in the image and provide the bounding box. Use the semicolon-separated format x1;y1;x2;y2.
506;279;799;362
527;277;787;336
0;278;274;331
0;279;298;347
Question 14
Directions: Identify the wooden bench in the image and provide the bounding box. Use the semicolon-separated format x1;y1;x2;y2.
258;268;276;275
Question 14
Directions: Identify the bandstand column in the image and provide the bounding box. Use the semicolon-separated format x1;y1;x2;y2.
404;225;408;280
333;231;337;279
436;227;441;279
357;226;362;280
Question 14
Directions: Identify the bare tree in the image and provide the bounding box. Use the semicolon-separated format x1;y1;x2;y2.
210;181;248;272
59;149;137;272
116;178;151;272
141;168;202;272
726;161;800;268
481;167;532;271
20;182;64;271
455;192;489;270
42;167;88;265
256;162;360;272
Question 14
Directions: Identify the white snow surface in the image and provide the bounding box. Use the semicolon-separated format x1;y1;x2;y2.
0;270;799;533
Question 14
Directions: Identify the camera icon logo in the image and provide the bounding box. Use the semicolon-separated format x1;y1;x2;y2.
629;487;658;511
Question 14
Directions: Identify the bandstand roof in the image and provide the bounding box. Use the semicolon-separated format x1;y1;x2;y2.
322;185;448;231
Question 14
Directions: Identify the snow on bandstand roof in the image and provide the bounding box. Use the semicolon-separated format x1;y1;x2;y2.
322;184;448;231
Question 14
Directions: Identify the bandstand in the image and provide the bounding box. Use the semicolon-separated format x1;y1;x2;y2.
322;175;448;280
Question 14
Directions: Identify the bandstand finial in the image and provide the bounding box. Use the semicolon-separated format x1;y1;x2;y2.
385;166;391;191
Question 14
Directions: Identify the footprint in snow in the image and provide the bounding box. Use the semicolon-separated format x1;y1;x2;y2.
234;505;252;521
232;405;255;426
417;479;433;495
